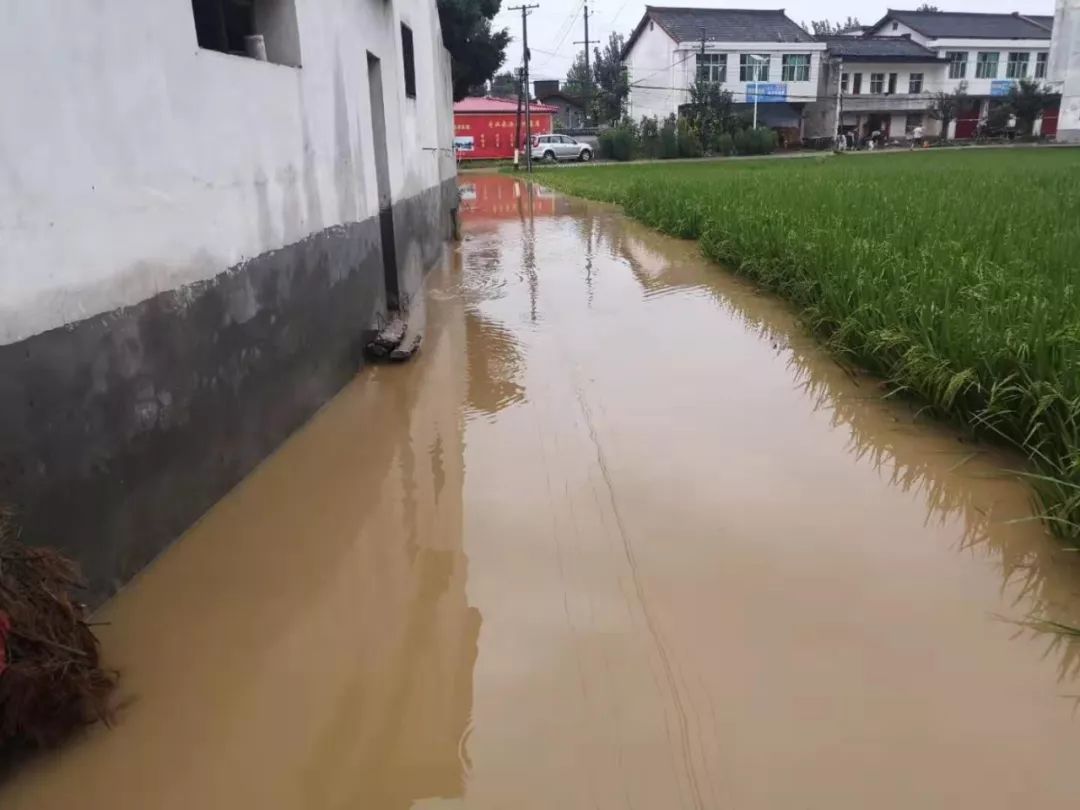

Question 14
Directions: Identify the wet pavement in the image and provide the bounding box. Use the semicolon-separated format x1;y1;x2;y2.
4;173;1080;808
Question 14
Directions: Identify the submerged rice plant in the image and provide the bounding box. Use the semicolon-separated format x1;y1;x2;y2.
532;149;1080;537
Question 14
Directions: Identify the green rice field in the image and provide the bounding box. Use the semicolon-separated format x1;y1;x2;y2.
531;148;1080;537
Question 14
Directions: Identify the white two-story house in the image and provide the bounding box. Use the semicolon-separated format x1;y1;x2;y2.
622;6;826;136
808;35;945;141
866;9;1055;137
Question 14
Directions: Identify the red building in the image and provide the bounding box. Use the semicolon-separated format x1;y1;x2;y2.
452;97;557;160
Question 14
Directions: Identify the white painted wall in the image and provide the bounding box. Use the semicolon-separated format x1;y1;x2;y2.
625;28;826;121
841;61;945;96
625;21;679;121
673;43;826;106
0;0;455;345
1051;0;1080;139
911;40;1050;95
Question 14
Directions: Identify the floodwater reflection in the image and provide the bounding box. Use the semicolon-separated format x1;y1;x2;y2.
3;172;1080;809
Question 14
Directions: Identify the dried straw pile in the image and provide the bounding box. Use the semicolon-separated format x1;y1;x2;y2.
0;509;116;753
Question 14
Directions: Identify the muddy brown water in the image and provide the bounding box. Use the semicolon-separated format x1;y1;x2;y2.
4;173;1080;809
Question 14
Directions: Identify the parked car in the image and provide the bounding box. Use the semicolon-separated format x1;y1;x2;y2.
531;134;593;163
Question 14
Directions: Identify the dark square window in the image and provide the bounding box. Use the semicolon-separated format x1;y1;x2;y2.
401;24;416;99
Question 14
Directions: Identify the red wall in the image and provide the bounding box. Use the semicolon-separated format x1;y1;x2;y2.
454;112;553;160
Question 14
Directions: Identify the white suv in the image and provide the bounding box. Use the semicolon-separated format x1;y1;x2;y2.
531;134;593;163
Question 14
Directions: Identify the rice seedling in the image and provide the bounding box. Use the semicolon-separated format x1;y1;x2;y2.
532;149;1080;538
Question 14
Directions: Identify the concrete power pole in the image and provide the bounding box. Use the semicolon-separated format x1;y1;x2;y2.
833;59;844;149
510;4;540;171
573;3;596;125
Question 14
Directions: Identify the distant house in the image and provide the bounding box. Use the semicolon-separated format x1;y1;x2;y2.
453;97;556;160
808;35;943;141
533;80;588;129
621;6;826;135
864;9;1055;138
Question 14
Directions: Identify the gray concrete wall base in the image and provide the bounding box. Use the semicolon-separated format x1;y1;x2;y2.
0;179;457;606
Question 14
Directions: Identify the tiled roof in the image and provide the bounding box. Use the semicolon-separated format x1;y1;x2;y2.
877;10;1052;39
822;35;939;61
453;97;558;114
625;6;814;57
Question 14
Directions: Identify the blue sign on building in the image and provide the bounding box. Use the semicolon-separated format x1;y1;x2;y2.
990;80;1015;97
745;83;788;103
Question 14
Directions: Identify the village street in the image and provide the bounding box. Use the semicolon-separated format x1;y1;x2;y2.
2;172;1079;808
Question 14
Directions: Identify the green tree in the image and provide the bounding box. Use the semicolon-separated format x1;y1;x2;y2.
591;33;630;125
806;17;861;35
684;80;740;151
929;81;968;139
490;70;519;99
564;52;594;100
1005;78;1056;136
437;0;510;101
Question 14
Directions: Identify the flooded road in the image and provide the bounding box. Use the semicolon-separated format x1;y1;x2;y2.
5;173;1080;808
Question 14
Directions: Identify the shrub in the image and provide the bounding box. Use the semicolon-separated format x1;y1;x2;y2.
676;117;703;158
659;115;679;159
599;120;639;161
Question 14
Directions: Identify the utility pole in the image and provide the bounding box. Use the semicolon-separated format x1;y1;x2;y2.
510;4;540;171
573;3;596;125
833;59;843;150
515;67;524;168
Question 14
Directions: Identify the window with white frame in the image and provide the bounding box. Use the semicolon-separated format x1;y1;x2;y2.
739;53;769;82
781;54;810;82
908;73;923;94
696;53;726;83
190;0;302;67
1035;51;1048;79
852;72;862;94
841;72;850;93
975;51;999;79
905;112;923;131
946;51;967;79
1006;51;1029;79
869;72;885;94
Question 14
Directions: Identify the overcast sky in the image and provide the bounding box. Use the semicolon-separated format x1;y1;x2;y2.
493;0;1053;82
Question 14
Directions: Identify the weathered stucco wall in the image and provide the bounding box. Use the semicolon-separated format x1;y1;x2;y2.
1052;0;1080;141
0;0;455;343
0;0;458;603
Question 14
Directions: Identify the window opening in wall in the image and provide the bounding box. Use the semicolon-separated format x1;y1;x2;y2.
781;54;810;82
852;72;862;94
869;73;885;94
190;0;301;67
841;72;849;93
1006;51;1029;79
696;53;726;83
739;54;769;82
905;112;923;131
401;24;417;98
908;73;923;94
887;73;897;94
975;51;999;79
946;51;967;80
1035;51;1048;78
891;21;898;30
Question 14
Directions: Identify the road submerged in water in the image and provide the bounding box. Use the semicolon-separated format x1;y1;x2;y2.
4;173;1080;809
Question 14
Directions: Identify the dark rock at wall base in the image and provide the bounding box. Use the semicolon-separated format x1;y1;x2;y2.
0;178;458;608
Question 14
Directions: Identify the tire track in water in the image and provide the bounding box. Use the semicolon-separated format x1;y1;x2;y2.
569;380;707;810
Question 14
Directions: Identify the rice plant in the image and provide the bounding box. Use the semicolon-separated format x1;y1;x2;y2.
533;149;1080;538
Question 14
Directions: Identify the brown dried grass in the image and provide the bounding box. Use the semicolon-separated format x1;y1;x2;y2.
0;508;116;753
